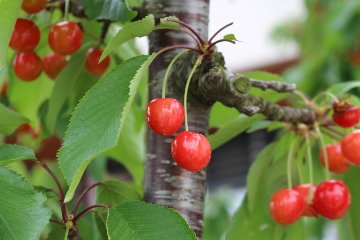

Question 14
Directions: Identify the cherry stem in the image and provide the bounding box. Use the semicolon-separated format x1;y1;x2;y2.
168;19;205;45
208;22;234;44
321;127;342;141
37;159;68;221
207;39;235;50
99;21;111;46
64;226;70;240
64;0;70;20
324;126;345;137
72;182;102;214
73;204;111;223
315;124;330;180
156;45;202;56
313;91;339;104
161;49;189;99
294;90;311;105
175;29;203;49
287;140;296;189
184;56;203;131
305;135;314;199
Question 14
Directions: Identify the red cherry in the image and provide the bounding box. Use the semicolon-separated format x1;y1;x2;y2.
85;48;110;76
319;143;349;173
171;131;211;172
0;81;7;96
293;184;318;217
13;52;42;81
146;98;184;136
9;18;40;52
48;21;83;55
341;130;360;165
43;53;68;79
333;102;360;128
270;189;305;225
313;180;351;220
22;0;47;14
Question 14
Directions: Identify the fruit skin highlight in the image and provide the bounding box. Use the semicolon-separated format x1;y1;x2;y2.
43;53;68;79
85;48;110;76
313;180;351;220
341;130;360;165
146;98;184;136
13;52;43;81
319;143;349;173
171;131;211;172
270;189;306;225
48;21;83;55
9;19;40;52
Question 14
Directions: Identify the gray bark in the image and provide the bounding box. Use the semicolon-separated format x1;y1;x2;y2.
144;0;210;237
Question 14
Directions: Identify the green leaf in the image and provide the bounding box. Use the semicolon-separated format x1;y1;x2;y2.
100;15;155;61
45;45;89;132
105;106;145;185
0;167;51;240
327;81;360;95
84;0;136;22
337;167;360;240
0;103;27;134
223;34;238;41
0;144;35;164
154;16;180;30
107;201;197;240
0;0;22;66
208;115;264;150
96;180;141;206
8;68;53;122
59;54;156;202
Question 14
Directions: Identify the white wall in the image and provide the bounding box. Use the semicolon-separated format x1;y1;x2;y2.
209;0;305;71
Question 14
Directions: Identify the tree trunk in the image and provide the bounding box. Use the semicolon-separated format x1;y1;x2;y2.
144;0;210;238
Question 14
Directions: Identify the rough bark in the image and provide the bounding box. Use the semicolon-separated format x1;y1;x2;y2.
144;0;210;238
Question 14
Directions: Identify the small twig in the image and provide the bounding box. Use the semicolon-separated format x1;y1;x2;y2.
324;126;345;137
176;29;203;49
37;159;68;221
99;20;111;46
207;39;235;50
168;19;205;45
320;127;342;141
156;45;202;55
72;182;102;214
73;204;111;223
208;22;234;44
250;79;296;93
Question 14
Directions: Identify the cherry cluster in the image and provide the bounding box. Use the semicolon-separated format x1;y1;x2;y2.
270;101;360;225
8;0;110;84
146;98;212;172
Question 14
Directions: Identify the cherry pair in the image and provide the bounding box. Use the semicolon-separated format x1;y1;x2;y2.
146;98;211;172
270;180;351;224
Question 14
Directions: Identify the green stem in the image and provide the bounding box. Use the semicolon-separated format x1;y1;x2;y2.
64;0;70;21
64;226;69;240
184;56;203;131
305;135;314;200
313;91;339;104
315;124;330;180
162;49;189;98
287;140;296;189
